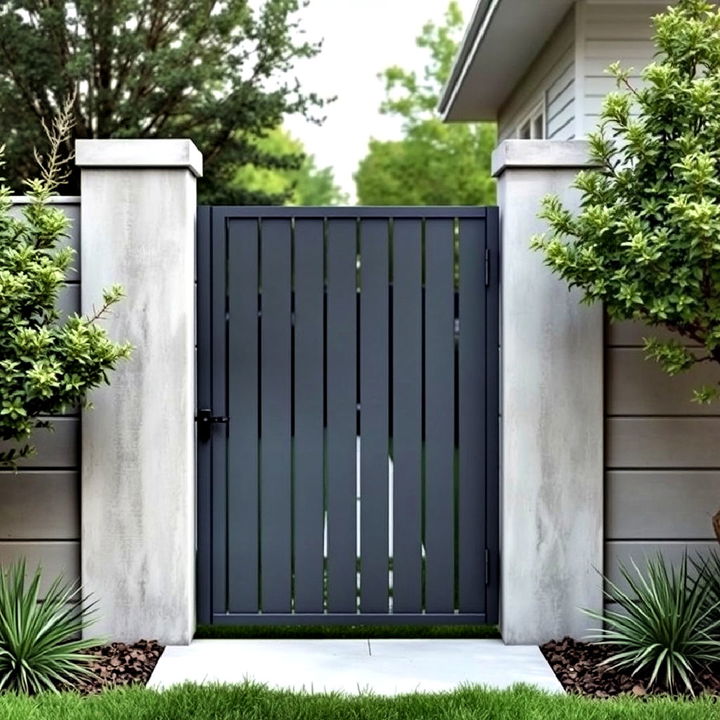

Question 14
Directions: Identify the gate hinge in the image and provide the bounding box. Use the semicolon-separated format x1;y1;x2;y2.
197;408;229;442
485;548;490;586
484;248;490;287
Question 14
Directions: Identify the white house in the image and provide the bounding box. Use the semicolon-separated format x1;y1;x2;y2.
441;0;671;139
441;0;720;644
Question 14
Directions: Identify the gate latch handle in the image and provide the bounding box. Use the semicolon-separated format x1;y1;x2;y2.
197;408;229;441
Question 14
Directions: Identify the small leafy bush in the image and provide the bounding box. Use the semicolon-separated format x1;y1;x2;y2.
0;560;99;694
585;553;720;694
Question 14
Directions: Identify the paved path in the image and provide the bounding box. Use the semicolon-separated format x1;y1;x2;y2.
148;639;563;695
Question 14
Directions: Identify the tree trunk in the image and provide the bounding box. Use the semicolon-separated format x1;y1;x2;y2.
714;508;720;544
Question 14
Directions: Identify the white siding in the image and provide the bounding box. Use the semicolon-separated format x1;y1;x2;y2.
498;7;576;141
579;1;668;135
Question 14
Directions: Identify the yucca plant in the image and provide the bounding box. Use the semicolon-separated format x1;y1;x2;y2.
695;550;720;629
0;560;99;694
584;553;720;694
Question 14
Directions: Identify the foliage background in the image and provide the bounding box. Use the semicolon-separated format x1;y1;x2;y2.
354;2;496;206
0;0;329;205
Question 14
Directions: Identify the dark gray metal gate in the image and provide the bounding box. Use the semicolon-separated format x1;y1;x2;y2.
197;206;499;626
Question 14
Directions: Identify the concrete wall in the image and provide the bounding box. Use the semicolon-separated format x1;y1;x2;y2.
0;198;81;595
492;140;604;644
77;139;200;645
498;7;577;141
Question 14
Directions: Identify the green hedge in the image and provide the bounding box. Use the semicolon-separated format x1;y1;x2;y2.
0;683;716;720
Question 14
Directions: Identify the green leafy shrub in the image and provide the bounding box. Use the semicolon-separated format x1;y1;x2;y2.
585;553;720;694
0;560;98;693
0;101;131;467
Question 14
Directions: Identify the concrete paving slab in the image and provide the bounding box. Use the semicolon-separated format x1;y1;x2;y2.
148;639;564;695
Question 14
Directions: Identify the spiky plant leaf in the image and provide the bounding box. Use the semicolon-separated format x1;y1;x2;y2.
0;560;100;694
583;553;720;694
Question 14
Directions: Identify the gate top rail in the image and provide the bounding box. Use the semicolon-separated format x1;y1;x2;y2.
203;205;492;219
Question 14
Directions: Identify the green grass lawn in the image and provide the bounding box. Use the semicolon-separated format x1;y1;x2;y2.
0;683;716;720
194;624;501;639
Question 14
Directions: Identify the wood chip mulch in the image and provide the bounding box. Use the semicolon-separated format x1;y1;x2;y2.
541;637;720;698
72;640;164;694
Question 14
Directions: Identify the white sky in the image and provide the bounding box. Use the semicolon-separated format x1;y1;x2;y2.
283;0;478;200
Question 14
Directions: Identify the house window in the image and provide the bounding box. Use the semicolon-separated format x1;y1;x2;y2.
517;104;545;139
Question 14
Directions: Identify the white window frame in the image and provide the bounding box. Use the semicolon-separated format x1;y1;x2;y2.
516;101;546;140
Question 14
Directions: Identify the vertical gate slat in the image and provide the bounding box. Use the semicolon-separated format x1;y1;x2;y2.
260;219;292;612
458;218;486;613
227;219;260;613
424;218;455;613
326;218;358;613
359;219;390;613
211;211;229;615
196;206;212;623
392;219;423;613
485;207;500;623
294;219;325;612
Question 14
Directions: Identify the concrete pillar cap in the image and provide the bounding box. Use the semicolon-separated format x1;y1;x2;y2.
492;140;595;177
76;139;203;177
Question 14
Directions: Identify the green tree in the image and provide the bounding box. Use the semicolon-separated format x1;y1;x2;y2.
0;105;131;467
0;1;326;204
233;128;347;205
531;0;720;541
354;2;495;206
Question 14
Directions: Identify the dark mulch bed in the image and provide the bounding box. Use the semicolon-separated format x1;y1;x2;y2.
72;640;164;694
541;637;720;698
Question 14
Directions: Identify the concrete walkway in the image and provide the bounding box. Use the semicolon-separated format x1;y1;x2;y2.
148;639;563;695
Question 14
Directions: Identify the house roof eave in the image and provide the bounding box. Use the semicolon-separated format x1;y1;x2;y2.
439;0;576;122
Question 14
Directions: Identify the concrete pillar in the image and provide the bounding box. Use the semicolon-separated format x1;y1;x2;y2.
492;140;604;645
76;139;201;645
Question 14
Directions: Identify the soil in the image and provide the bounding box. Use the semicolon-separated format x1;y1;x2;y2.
71;639;164;694
541;637;720;698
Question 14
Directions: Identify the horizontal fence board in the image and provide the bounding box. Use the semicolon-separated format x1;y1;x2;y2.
607;348;719;416
605;541;717;593
606;418;720;469
606;471;720;540
0;541;80;597
0;418;79;469
607;319;700;347
0;472;79;540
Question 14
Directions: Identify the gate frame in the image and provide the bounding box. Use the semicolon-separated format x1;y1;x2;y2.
196;206;499;626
